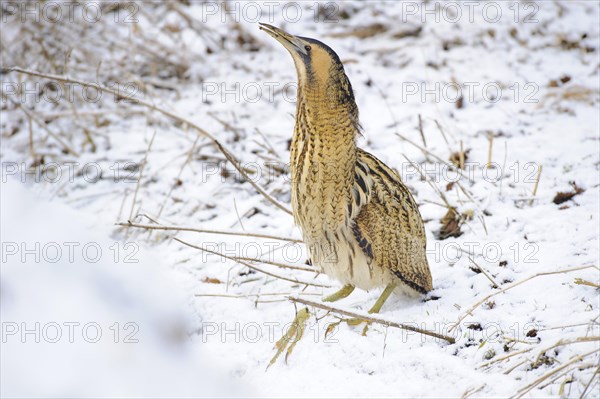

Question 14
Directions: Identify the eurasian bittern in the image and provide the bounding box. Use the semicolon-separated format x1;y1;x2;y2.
259;23;433;316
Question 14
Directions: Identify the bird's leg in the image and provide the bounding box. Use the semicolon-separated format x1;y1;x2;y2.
346;283;396;329
367;283;396;314
267;307;310;369
322;284;355;302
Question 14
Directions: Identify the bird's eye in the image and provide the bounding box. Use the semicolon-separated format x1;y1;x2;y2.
304;45;311;52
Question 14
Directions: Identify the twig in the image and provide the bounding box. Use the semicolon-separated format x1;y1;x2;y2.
236;257;315;273
116;220;302;243
129;214;308;270
289;296;456;344
469;256;499;288
38;108;147;120
173;237;331;288
195;292;320;304
3;66;292;215
196;292;320;298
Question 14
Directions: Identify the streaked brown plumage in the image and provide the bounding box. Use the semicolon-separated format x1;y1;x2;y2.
260;24;432;310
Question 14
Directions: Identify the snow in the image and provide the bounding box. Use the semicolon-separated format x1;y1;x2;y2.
1;1;599;397
1;178;238;397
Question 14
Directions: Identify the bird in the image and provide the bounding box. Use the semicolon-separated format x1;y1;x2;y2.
259;23;433;317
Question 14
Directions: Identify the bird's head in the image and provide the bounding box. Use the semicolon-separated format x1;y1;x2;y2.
259;23;357;111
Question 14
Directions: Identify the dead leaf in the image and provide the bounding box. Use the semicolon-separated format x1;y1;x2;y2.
449;149;470;169
553;181;585;204
437;207;463;239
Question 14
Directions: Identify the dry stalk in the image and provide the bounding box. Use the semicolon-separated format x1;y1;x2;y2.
512;349;598;398
289;296;456;344
459;140;465;170
195;292;321;305
535;336;600;354
195;292;321;306
468;256;499;288
173;237;330;288
579;366;599;399
480;336;600;369
116;220;302;243
500;140;508;196
504;359;530;375
574;278;600;289
125;216;314;273
461;384;486;399
538;362;594;390
235;257;315;273
538;322;598;332
486;131;494;168
479;348;534;368
529;164;543;206
416;114;430;162
417;114;427;148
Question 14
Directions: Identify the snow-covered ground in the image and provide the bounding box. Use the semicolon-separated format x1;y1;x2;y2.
1;1;599;397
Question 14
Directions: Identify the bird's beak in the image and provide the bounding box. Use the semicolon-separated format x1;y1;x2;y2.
259;23;308;56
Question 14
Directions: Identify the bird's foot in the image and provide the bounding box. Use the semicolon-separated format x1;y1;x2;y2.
344;283;397;334
267;307;310;369
322;284;355;302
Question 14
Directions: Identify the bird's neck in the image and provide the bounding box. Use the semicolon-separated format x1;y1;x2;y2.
295;83;359;141
290;83;359;237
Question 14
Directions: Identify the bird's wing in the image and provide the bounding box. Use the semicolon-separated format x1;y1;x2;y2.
350;148;432;293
